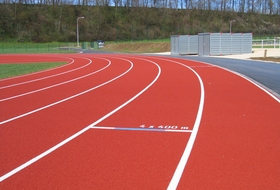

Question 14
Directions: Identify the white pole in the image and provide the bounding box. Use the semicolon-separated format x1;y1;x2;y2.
230;20;235;33
77;17;84;47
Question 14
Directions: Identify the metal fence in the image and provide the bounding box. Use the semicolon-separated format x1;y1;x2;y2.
252;39;280;48
0;42;101;54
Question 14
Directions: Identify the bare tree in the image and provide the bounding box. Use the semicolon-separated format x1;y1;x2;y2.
268;0;274;14
113;0;121;7
239;0;245;12
132;0;140;7
141;0;149;6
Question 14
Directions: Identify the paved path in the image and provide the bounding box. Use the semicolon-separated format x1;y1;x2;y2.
212;48;280;60
154;48;280;99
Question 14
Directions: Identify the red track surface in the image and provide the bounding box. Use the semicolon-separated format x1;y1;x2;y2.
0;54;279;189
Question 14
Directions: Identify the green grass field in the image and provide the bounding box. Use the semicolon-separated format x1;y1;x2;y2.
0;62;67;79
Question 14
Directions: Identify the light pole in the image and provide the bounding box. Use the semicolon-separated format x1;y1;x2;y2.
230;20;235;33
77;16;84;47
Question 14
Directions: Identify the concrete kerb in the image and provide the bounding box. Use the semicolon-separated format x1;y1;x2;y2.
155;48;279;62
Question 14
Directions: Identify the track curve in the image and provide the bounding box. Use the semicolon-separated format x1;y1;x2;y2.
0;54;279;190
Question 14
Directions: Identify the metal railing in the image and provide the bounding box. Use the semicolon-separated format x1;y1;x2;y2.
0;42;101;54
252;38;280;48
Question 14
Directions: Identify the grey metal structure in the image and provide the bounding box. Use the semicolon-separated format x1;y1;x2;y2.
171;35;179;55
171;35;198;55
198;33;252;56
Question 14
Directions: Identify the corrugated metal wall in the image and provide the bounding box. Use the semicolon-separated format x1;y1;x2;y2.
199;33;252;56
241;33;252;53
171;35;198;55
171;33;252;56
170;35;179;55
198;33;210;56
179;35;198;55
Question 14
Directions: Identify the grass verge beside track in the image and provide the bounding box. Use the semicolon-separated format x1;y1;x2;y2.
250;57;280;63
0;62;67;79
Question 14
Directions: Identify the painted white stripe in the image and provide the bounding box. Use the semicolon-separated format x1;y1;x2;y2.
0;57;111;102
0;56;161;182
0;57;89;90
0;126;92;182
165;129;193;133
0;58;129;125
190;59;280;103
216;65;280;103
91;126;116;130
152;57;205;190
0;55;74;82
90;126;193;133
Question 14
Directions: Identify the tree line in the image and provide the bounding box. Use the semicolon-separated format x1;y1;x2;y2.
0;2;279;43
1;0;279;14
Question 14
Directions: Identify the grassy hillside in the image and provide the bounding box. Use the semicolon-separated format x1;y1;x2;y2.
102;42;280;63
1;3;280;43
103;42;170;53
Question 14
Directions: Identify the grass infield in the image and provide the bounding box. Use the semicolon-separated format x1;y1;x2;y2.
0;62;67;79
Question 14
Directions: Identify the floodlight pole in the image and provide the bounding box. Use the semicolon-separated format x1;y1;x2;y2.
230;20;235;33
77;17;84;47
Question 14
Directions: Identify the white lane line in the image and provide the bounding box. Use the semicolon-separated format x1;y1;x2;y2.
0;57;111;102
0;55;74;82
90;126;193;132
212;63;280;103
0;58;130;125
187;59;280;103
0;57;90;89
151;57;205;190
0;126;92;183
0;56;161;182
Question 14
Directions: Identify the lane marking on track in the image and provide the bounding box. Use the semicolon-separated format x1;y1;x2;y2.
0;58;131;125
0;57;88;89
0;55;74;82
0;57;110;102
0;56;161;182
189;65;215;68
150;57;205;190
90;126;193;133
216;64;280;103
189;58;280;103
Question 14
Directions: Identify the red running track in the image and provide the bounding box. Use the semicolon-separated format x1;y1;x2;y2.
0;54;279;189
